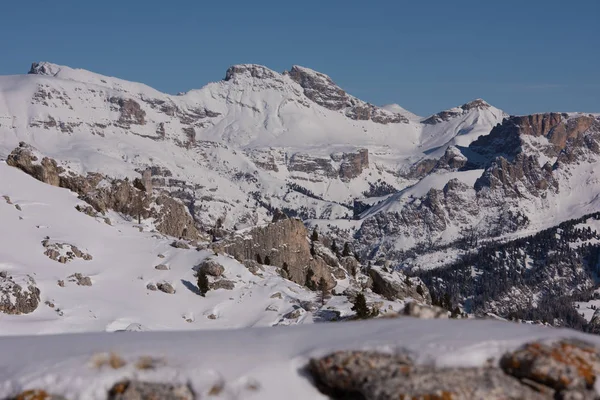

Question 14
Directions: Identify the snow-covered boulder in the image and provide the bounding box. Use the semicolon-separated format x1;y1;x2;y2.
368;266;431;303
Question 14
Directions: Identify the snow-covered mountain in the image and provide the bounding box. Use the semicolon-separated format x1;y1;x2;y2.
2;60;600;339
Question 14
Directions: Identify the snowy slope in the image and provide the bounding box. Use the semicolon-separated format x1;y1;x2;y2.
0;162;403;336
0;318;599;399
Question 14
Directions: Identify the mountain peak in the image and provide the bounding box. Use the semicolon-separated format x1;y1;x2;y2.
224;64;280;81
460;98;491;111
28;62;63;76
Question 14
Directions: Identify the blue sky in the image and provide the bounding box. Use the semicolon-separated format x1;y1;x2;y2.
2;0;598;116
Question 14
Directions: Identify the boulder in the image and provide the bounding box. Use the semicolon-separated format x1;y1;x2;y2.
171;240;190;249
108;380;194;400
197;259;225;277
500;339;600;393
209;279;235;291
368;266;431;304
242;259;263;275
0;274;40;315
154;264;169;270
157;282;175;294
308;351;548;400
68;273;92;286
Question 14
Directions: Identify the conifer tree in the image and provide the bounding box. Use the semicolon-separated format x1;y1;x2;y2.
351;293;370;319
317;277;330;306
342;242;351;257
197;271;209;297
311;228;319;242
305;268;315;290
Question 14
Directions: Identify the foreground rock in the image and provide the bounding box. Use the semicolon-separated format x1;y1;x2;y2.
108;380;195;400
501;339;600;393
403;302;447;319
309;339;600;399
0;273;40;315
308;351;546;400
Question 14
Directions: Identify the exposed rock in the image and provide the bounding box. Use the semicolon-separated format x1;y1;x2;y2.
0;274;40;315
340;256;360;277
154;264;169;270
288;153;337;178
434;145;468;171
270;292;283;299
338;149;368;181
308;350;548;400
423;99;491;124
287;66;407;124
11;389;67;400
368;266;431;303
68;273;92;286
157;282;175;294
146;283;157;291
7;143;200;241
271;208;289;223
403;302;448;319
283;307;304;320
242;259;264;275
171;240;190;249
213;218;335;289
109;97;146;126
500;339;600;393
42;239;92;263
209;279;235;291
587;309;600;334
108;380;195;400
197;259;225;277
225;64;281;81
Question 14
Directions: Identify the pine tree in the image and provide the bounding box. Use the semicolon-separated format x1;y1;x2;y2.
416;284;424;296
311;228;319;242
256;254;263;264
317;277;330;306
351;293;370;319
342;242;351;257
305;268;315;290
331;240;338;254
197;271;209;297
264;255;271;265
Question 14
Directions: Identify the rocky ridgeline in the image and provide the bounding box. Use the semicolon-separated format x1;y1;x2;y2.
309;339;600;399
287;65;408;124
358;113;600;262
6;142;200;240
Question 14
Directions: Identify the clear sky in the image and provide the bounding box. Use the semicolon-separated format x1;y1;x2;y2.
2;0;598;116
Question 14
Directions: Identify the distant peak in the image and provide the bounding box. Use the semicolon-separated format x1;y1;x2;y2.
460;99;491;111
28;62;62;76
224;64;280;81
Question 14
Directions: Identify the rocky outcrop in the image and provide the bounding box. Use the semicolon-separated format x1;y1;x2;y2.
337;149;369;181
587;309;600;334
0;273;40;315
7;143;200;240
196;258;225;277
434;145;468;171
108;380;195;400
42;239;92;263
288;149;369;180
287;65;407;124
157;281;175;294
225;64;281;82
109;97;146;126
68;273;92;286
214;218;335;288
368;266;431;303
423;99;491;124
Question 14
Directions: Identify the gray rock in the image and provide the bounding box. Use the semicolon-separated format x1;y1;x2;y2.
368;266;431;303
243;259;263;275
500;339;600;393
197;259;225;277
308;351;548;400
0;274;40;315
171;240;190;249
209;279;235;291
146;283;157;291
154;264;169;270
157;282;175;294
68;273;92;286
108;380;195;400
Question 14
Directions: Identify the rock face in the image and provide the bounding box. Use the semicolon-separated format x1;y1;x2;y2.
368;266;431;303
308;350;547;400
0;273;40;315
587;309;600;334
214;218;335;288
288;149;369;181
423;99;492;124
108;380;195;400
287;65;408;124
7;143;200;241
